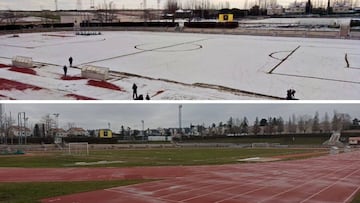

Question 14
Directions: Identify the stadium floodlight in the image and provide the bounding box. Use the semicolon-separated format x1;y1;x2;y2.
17;112;25;145
179;105;182;133
90;0;95;9
54;0;58;11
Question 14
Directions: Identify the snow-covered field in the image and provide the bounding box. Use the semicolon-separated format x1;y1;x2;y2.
0;31;359;100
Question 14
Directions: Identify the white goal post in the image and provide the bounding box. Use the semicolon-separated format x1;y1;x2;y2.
68;142;89;156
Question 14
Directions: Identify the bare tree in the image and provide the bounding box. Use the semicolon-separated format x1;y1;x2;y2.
2;113;15;143
298;116;306;133
240;117;249;134
322;112;331;133
67;122;76;130
339;113;352;130
312;111;320;133
40;114;56;137
277;117;284;133
253;117;261;135
332;111;341;131
3;10;21;25
95;1;117;23
265;117;275;134
165;0;180;13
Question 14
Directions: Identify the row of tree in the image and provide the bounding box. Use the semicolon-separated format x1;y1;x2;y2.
216;111;353;135
0;110;356;139
165;0;359;12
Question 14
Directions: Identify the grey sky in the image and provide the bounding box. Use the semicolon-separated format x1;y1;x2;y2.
2;103;359;132
0;0;325;11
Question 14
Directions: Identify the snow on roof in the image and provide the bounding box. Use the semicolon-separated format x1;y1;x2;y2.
267;5;283;9
17;16;53;23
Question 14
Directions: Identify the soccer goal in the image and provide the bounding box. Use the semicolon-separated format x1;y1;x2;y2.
68;142;89;156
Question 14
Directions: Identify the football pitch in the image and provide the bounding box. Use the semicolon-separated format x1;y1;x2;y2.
1;31;360;99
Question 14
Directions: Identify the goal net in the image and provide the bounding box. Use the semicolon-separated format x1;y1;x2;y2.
68;142;89;156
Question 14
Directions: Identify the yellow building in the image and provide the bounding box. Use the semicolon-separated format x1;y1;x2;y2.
219;14;233;22
99;129;112;138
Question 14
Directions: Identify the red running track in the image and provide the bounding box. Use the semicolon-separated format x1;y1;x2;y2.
1;150;359;203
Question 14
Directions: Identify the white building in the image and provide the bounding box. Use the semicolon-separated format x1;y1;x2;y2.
267;6;284;16
148;135;172;141
333;2;352;13
67;127;89;137
60;12;95;27
8;126;31;137
286;2;306;14
49;128;67;138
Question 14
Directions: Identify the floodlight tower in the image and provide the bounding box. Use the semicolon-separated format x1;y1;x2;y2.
24;117;28;145
0;104;3;126
141;120;145;140
244;0;249;9
77;0;83;10
54;0;58;11
17;112;25;145
90;0;95;9
178;105;182;134
53;113;59;137
142;0;147;22
0;104;4;143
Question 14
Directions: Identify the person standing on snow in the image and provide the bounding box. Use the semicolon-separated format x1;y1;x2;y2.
286;89;296;100
63;65;67;77
132;83;138;99
345;53;349;68
69;56;73;67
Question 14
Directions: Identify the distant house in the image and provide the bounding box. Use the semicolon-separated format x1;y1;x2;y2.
67;127;89;137
353;118;360;124
333;2;352;13
48;128;67;138
96;129;112;138
8;126;31;137
174;9;193;19
146;128;171;141
147;129;162;136
352;118;360;129
17;16;56;24
286;2;306;14
267;6;284;16
349;137;360;145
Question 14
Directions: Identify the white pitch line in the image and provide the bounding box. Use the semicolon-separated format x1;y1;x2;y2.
179;176;277;202
343;185;360;203
104;188;178;203
299;167;360;203
252;157;358;203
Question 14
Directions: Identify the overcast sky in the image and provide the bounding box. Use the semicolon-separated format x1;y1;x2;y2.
0;0;328;10
1;103;359;131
